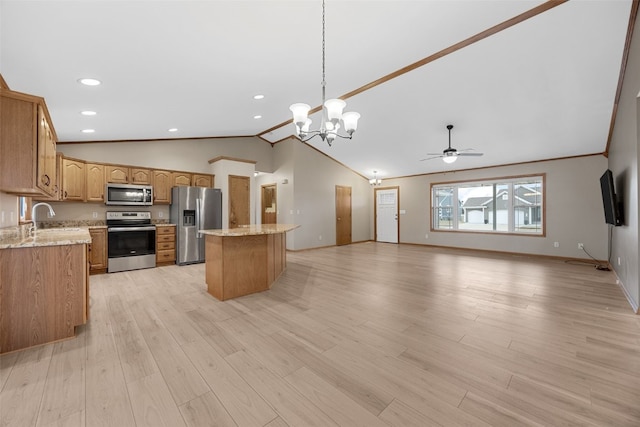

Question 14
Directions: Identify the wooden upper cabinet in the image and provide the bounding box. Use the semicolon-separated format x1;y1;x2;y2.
86;163;105;202
105;165;129;183
62;158;86;201
0;89;58;197
153;170;172;204
130;168;152;185
172;172;192;187
193;174;214;188
38;105;57;197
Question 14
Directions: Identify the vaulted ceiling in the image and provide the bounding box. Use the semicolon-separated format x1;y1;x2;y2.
0;0;634;180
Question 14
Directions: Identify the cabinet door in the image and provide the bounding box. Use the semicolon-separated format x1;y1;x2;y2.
172;172;192;187
86;163;105;202
130;168;152;185
37;105;57;197
193;174;213;188
88;228;107;271
153;170;172;204
105;165;129;183
62;158;86;201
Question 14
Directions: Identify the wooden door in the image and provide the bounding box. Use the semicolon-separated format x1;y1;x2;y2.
335;185;352;246
88;228;107;271
172;172;192;187
261;184;277;224
153;170;172;204
229;175;250;228
62;158;86;201
193;174;214;188
105;165;129;183
86;163;105;202
37;106;56;198
130;168;152;184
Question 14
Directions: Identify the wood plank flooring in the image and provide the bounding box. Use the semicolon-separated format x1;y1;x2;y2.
1;242;639;426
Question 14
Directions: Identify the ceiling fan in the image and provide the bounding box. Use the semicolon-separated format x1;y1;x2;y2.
421;124;484;163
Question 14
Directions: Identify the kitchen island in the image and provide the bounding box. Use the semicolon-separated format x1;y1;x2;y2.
200;224;299;300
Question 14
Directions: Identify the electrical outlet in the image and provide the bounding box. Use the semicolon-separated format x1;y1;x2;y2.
553;242;559;248
578;243;584;250
92;212;98;219
319;235;322;240
618;257;621;266
425;234;429;239
159;211;163;218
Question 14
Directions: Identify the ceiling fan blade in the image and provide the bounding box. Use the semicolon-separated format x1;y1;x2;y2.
419;155;443;161
425;152;444;156
458;152;484;156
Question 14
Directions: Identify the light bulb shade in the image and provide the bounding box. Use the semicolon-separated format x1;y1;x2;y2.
290;103;311;128
324;99;346;124
342;111;360;135
301;118;312;133
442;155;458;164
326;122;339;144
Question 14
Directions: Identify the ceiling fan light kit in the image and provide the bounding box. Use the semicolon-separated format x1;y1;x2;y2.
421;124;484;163
289;0;360;146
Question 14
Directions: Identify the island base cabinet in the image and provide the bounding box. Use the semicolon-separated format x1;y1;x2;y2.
0;244;88;354
205;233;286;301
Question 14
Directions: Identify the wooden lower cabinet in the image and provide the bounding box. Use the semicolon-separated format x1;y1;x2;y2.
0;243;88;354
156;224;176;266
88;227;107;274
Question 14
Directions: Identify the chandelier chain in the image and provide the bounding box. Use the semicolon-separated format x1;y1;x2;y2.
321;0;326;100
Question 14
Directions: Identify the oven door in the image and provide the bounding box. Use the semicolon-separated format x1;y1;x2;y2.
107;226;156;273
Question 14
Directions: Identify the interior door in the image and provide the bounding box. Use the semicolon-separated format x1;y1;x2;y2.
375;187;399;243
261;184;277;224
229;175;250;228
335;185;352;246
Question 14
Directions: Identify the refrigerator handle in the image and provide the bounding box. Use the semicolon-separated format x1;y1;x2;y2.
196;198;201;238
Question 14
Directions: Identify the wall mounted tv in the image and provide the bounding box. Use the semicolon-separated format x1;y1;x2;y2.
599;169;622;226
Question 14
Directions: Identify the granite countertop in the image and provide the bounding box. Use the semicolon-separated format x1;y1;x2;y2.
0;227;92;249
199;224;299;237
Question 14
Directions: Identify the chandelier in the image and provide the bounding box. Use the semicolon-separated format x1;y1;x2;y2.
369;171;382;186
289;0;360;146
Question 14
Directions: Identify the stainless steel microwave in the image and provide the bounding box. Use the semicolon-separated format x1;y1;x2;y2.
105;183;153;206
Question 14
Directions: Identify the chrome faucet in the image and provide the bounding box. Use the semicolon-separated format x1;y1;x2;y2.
30;202;56;235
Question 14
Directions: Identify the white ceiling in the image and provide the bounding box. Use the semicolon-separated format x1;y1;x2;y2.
0;0;633;180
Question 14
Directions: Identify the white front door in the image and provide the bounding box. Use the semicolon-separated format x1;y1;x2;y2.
376;188;398;243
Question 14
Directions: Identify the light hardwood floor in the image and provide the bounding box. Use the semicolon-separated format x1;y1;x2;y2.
1;242;639;426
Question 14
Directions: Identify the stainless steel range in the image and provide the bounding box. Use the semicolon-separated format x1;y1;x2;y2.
106;211;156;273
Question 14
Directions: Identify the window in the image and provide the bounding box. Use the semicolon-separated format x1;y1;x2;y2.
19;197;32;223
431;175;544;235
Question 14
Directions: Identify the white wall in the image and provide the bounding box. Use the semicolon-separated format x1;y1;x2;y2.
384;155;609;260
58;136;273;174
608;12;640;312
0;192;19;227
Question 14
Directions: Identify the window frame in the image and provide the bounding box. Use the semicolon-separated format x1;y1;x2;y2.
430;173;546;237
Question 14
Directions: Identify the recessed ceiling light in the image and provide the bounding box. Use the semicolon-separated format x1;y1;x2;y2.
168;128;178;132
80;110;97;116
78;78;101;86
81;129;95;133
253;95;264;100
254;115;262;119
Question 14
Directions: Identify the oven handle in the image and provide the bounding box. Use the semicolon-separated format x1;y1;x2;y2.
108;226;156;232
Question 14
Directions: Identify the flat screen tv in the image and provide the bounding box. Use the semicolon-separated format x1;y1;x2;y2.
599;169;622;226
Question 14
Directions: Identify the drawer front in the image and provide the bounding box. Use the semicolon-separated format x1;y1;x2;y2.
156;226;175;235
157;233;175;243
157;241;175;251
157;249;175;262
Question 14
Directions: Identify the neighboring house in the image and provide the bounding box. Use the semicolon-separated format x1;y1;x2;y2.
462;185;542;226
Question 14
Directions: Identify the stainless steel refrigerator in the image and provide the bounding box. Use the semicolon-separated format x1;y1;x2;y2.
170;186;222;265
